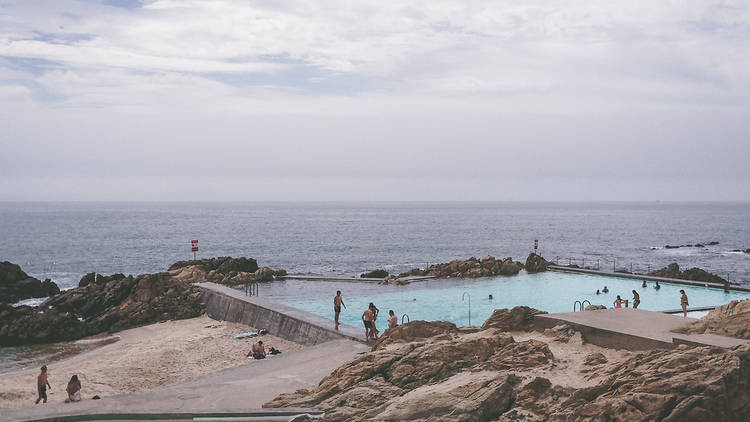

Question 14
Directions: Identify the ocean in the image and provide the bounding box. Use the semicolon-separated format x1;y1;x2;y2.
2;201;749;290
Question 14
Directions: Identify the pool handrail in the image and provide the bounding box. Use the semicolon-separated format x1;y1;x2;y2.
401;314;410;324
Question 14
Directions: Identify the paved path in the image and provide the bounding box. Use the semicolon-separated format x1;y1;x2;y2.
5;339;369;422
536;308;750;350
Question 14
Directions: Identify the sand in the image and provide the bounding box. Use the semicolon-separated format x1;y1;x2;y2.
0;315;302;409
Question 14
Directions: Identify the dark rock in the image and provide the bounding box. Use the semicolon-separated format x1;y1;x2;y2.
707;241;720;245
398;256;526;279
79;272;96;287
664;245;680;249
360;269;389;278
694;243;705;247
525;253;549;273
168;256;258;274
0;261;61;303
649;263;727;284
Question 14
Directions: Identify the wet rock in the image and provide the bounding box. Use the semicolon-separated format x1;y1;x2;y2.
525;253;549;273
0;303;86;345
168;256;259;274
707;241;720;245
481;306;546;332
397;256;525;280
0;261;60;303
360;269;388;278
648;262;727;284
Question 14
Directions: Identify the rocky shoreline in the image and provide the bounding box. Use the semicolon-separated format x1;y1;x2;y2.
0;257;286;346
265;307;750;421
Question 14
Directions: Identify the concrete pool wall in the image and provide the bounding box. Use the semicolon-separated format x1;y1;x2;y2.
197;282;363;345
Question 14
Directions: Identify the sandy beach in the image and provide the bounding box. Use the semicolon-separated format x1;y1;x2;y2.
0;315;301;409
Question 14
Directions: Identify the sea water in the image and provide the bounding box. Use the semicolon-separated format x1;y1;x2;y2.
1;201;749;292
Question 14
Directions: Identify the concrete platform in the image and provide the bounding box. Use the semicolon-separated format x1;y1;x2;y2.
4;339;369;422
534;308;750;351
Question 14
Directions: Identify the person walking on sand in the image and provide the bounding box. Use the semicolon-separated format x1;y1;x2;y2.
632;290;640;309
35;365;51;404
388;310;398;329
369;303;380;339
614;295;623;309
680;290;689;317
362;306;374;340
333;290;346;330
65;375;81;403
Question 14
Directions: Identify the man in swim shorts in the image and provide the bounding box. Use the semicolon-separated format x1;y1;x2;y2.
632;290;640;309
36;365;50;404
334;291;346;330
362;307;374;340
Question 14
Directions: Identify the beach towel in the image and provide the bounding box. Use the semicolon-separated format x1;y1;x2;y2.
231;331;258;339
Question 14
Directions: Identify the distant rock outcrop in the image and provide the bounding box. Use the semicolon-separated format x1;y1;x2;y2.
0;257;283;346
265;307;750;421
397;256;524;279
360;269;389;279
524;253;549;273
648;262;727;284
0;261;60;303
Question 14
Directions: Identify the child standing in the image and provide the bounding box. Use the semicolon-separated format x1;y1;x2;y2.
35;365;51;404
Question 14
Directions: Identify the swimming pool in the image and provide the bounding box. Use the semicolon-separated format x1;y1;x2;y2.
259;271;750;328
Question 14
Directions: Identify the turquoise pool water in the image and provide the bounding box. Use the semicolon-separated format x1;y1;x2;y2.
263;271;750;328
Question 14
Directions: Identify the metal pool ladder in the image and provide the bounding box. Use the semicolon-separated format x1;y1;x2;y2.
245;282;259;296
573;300;591;312
401;314;410;324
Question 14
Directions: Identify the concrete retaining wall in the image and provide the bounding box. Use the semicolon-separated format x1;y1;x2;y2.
533;315;675;351
197;282;363;345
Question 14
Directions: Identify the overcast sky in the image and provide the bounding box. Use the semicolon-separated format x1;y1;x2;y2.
1;0;749;201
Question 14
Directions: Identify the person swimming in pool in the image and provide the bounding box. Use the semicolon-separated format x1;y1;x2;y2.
602;286;609;293
642;280;647;288
388;310;398;329
488;294;493;300
654;281;661;290
613;295;623;308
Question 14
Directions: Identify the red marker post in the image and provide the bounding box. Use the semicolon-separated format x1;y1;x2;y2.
534;239;538;254
191;239;199;260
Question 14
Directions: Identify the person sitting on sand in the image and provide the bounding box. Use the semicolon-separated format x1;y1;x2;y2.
35;365;51;404
388;310;398;329
632;290;640;309
654;281;661;290
247;340;266;359
602;286;609;293
680;290;689;317
642;280;647;288
362;307;374;340
65;375;81;403
613;295;623;309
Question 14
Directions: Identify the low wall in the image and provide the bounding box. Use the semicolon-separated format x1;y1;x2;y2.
533;315;675;351
197;282;363;345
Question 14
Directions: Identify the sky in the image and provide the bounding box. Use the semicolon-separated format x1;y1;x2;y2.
0;0;749;201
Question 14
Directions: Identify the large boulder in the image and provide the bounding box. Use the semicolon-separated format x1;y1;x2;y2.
168;256;259;274
397;256;525;280
374;320;459;349
525;253;549;273
481;306;547;332
0;303;86;345
0;261;60;303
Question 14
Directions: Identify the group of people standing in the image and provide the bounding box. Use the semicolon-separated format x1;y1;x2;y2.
334;291;398;341
598;280;691;317
34;365;82;405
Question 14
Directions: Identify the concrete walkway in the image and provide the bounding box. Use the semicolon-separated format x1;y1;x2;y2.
535;308;750;351
5;339;369;422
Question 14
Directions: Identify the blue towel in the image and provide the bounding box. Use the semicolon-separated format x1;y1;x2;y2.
231;331;258;339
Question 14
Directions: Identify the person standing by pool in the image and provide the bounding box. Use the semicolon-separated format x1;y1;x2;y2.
388;310;398;329
333;291;346;330
369;303;380;339
613;295;623;308
680;290;689;317
362;306;374;340
632;290;640;309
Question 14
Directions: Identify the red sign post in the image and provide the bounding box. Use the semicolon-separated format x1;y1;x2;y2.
191;239;199;259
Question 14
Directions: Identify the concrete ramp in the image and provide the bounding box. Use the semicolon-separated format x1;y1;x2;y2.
534;308;749;351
